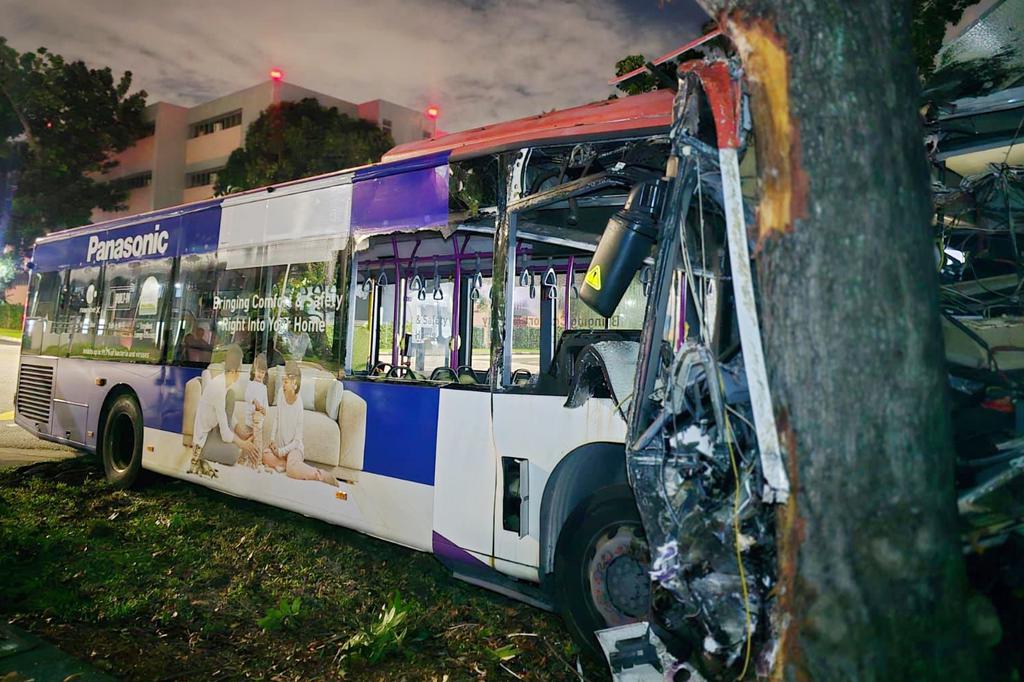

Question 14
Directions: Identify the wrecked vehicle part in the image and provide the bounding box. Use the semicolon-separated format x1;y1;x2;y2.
615;60;778;679
564;340;640;417
959;451;1024;549
936;161;1024;545
631;343;773;673
612;23;1024;680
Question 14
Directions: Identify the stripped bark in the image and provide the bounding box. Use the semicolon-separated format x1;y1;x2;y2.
693;2;982;679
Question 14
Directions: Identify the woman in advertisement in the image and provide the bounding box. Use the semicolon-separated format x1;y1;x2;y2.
188;344;260;476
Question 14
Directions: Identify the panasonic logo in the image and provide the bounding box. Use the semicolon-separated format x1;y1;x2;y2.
87;225;169;263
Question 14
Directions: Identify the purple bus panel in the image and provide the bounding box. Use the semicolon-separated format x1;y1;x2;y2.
32;204;222;272
351;153;450;236
342;380;439;486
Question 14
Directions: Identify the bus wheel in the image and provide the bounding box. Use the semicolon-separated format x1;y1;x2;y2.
554;486;651;659
100;394;144;489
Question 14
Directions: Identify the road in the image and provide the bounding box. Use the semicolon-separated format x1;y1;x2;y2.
0;340;75;467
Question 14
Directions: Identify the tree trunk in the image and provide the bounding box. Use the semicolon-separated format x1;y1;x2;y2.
692;1;982;679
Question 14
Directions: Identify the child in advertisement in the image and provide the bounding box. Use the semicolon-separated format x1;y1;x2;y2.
263;361;338;487
234;353;269;469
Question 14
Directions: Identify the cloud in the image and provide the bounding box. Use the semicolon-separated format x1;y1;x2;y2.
1;0;705;131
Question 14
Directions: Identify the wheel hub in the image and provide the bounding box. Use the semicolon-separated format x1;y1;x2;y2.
587;525;651;625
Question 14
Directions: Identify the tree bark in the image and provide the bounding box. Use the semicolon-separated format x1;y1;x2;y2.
692;1;981;680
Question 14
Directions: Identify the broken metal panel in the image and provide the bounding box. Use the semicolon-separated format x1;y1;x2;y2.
629;343;774;671
720;145;790;503
959;446;1024;549
621;58;784;678
564;340;640;417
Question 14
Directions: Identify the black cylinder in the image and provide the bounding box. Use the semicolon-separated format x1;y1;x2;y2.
580;180;664;317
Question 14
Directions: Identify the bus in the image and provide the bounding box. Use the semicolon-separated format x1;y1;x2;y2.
15;86;681;659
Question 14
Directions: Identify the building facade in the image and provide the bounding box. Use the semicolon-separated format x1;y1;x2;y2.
93;80;435;221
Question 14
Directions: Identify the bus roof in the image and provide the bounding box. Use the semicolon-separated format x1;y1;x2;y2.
383;89;675;163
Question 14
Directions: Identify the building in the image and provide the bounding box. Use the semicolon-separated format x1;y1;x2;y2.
92;78;436;221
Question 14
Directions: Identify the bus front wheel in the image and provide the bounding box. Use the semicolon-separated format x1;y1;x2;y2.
100;394;144;489
554;486;651;659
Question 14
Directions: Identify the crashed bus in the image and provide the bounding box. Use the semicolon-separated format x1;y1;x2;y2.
17;78;675;665
16;22;1024;679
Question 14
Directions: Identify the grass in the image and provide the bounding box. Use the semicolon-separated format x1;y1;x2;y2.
0;328;21;342
0;457;604;681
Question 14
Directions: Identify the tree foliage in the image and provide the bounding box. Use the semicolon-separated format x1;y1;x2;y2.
214;98;394;195
614;55;659;97
0;36;148;250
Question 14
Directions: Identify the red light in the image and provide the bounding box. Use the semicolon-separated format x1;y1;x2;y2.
425;105;440;120
270;69;284;81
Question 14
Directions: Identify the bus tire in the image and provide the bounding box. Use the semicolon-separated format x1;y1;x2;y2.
100;394;144;489
553;486;651;660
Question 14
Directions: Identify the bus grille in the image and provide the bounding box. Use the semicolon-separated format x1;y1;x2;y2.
17;363;54;427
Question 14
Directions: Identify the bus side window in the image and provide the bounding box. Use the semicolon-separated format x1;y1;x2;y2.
210;264;264;365
510;249;543;379
469;278;493;375
351;231;482;381
569;268;646;331
170;254;219;367
350;269;374;373
507;239;566;385
266;258;344;373
22;270;65;356
350;236;403;375
94;257;174;363
62;265;103;358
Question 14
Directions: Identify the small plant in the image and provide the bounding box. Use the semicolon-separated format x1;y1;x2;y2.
338;592;410;664
257;596;301;631
488;644;520;662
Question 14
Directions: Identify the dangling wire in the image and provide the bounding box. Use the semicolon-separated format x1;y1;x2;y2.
717;371;753;681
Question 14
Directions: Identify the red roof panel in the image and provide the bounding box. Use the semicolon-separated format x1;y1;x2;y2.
382;89;675;162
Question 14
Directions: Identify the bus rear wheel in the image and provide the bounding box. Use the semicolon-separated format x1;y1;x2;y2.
554;486;651;660
100;394;144;489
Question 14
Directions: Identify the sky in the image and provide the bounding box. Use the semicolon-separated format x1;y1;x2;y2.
1;0;709;132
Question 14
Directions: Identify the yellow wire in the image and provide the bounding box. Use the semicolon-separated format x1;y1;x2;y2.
722;401;753;680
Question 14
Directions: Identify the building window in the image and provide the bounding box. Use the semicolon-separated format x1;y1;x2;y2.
186;168;223;188
382;118;392;136
189;110;242;138
116;172;153;190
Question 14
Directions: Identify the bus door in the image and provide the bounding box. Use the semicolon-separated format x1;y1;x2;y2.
489;231;645;573
489;233;584;574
